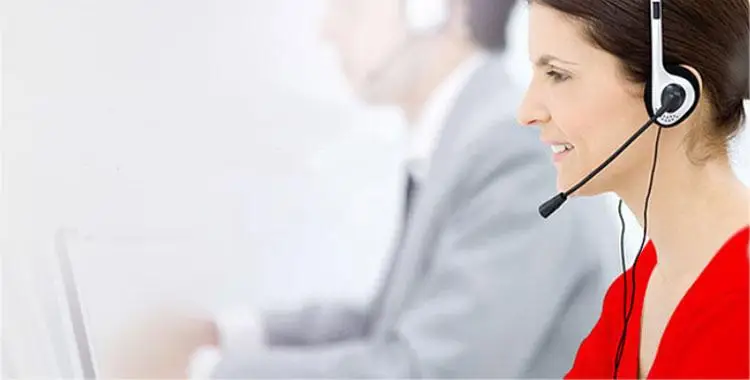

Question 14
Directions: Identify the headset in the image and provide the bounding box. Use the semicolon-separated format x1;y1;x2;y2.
535;1;701;378
644;0;700;127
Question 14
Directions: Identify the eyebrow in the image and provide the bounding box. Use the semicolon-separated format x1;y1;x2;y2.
535;54;579;67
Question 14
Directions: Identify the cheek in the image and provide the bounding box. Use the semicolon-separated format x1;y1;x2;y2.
340;24;403;79
548;88;604;153
554;110;610;184
555;82;642;150
328;1;407;86
551;84;653;192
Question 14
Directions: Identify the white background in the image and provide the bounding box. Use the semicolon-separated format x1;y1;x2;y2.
1;1;747;377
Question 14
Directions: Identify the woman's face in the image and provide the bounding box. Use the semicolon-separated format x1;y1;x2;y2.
517;3;655;195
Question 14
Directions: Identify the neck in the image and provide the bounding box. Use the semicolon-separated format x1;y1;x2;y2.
617;129;749;281
400;41;476;125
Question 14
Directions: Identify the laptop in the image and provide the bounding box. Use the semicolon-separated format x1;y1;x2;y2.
54;229;98;379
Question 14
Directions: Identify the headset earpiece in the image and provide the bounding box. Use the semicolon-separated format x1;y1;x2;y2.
644;64;701;128
403;0;450;34
645;0;701;128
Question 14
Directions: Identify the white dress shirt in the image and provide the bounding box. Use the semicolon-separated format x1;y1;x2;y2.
188;52;490;379
188;307;264;378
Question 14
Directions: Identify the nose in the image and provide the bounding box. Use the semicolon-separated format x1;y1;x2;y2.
516;82;551;128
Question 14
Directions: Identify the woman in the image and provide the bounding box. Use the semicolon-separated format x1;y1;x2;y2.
517;0;749;378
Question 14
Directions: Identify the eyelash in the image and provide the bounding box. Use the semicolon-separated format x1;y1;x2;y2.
545;70;571;83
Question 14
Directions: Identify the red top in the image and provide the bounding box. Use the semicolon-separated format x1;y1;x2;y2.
566;226;749;379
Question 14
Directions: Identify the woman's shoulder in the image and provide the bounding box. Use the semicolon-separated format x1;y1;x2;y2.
700;225;749;292
720;225;749;260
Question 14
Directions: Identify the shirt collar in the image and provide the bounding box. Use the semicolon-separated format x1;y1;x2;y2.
406;52;489;182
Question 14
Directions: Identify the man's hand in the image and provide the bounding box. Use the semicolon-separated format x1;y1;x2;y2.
104;308;220;379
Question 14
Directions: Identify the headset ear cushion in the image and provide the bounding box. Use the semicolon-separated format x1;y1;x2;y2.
404;0;449;33
644;65;701;122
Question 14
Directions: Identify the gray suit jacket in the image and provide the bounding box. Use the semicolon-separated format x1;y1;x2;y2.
212;54;620;378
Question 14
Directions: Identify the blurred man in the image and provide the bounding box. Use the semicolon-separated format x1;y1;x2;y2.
121;0;620;378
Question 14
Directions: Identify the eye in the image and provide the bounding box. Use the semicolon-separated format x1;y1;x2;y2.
545;70;571;83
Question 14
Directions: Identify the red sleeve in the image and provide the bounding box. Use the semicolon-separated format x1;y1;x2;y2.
678;293;749;379
565;276;624;379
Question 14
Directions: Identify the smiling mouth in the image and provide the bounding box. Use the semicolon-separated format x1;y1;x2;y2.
550;143;574;154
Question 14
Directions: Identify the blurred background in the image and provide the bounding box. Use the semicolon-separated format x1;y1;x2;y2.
1;0;748;377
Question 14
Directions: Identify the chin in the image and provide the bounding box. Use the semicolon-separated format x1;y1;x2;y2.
353;82;394;106
556;169;608;197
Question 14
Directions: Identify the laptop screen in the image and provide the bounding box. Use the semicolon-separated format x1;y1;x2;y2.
54;229;98;379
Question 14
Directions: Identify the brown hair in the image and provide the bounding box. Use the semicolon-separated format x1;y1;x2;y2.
466;0;518;52
530;0;749;160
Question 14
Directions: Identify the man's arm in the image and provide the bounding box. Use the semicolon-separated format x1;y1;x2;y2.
260;303;370;346
188;304;371;378
209;121;608;378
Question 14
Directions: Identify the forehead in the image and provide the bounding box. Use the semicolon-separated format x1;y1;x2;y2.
528;4;592;63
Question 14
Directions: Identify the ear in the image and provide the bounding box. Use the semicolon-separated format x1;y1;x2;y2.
677;64;703;93
449;0;468;16
446;0;470;36
643;63;702;127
